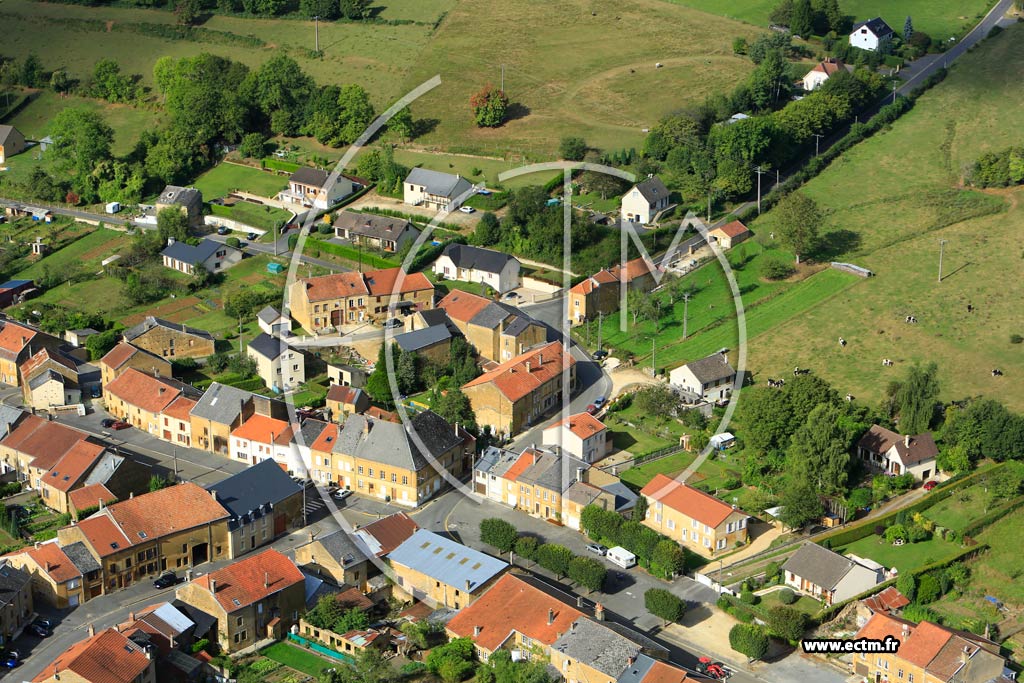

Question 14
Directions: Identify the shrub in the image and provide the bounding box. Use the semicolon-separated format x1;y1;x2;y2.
765;561;782;583
885;524;908;544
897;573;917;601
514;535;539;561
766;604;808;642
739;590;757;605
645;588;686;625
916;573;942;604
777;587;796;605
729;624;769;661
226;237;241;248
479;518;518;553
190;638;210;654
760;255;796;280
1011;334;1023;344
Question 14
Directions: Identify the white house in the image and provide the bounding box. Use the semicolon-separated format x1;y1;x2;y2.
403;168;473;212
542;412;609;464
849;17;894;51
433;243;520;293
257;306;291;337
802;59;847;91
246;333;305;392
620;175;670;225
333;210;420;253
279;167;355;210
856;425;939;482
473;446;521;503
669;352;736;402
782;543;884;606
161;238;242;276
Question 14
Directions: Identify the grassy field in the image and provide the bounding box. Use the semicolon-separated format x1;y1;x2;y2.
836;534;963;574
748;25;1024;410
383;148;554;191
260;642;333;677
212;201;293;231
192;163;290;199
923;484;998;532
662;0;992;40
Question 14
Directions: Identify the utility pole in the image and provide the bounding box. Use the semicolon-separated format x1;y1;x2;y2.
238;316;243;354
812;133;824;157
314;16;319;53
501;64;505;92
938;239;948;283
597;312;603;352
172;444;178;482
754;166;766;214
651;337;656;377
776;169;780;187
892;80;897;104
682;293;691;340
707;191;712;222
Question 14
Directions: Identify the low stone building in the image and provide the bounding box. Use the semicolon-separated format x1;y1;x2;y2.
99;342;173;389
0;561;33;647
123;317;215;360
387;529;507;609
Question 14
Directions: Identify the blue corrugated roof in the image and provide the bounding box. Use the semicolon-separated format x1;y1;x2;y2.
388;529;507;592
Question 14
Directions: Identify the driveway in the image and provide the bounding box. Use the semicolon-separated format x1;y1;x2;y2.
347;191;480;229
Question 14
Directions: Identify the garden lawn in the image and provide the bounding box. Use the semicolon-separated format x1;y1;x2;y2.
923;485;996;532
259;642;333;677
759;590;821;615
213;202;292;231
16;227;128;280
619;452;696;489
835;534;962;575
383;149;544;191
306;237;399;270
971;508;1024;605
192;163;289;200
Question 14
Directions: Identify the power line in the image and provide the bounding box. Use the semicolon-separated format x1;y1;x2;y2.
754;166;767;214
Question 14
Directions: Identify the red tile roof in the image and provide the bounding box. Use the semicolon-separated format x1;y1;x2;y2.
447;574;583;652
309;422;339;452
641;660;689;683
862;586;910;614
437;290;492;323
812;59;846;75
44;441;105;493
163;395;197;421
357;512;419;557
104;482;228;545
711;220;750;239
364;267;432;296
193;548;303;613
104;367;181;414
502;452;534;483
100;341;140;370
33;628;152;683
20;347;76;380
463;341;575;403
327;385;363;405
1;415;89;472
300;267;432;303
74;515;132;558
640;474;743;528
69;483;118;512
23;542;81;583
611;256;654;282
364;406;399;422
855;613;950;669
548;412;606;440
0;321;38;357
230;414;290;444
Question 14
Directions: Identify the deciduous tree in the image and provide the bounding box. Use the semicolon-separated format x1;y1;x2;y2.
644;588;685;625
470;85;509;128
479;518;518;553
773;191;821;263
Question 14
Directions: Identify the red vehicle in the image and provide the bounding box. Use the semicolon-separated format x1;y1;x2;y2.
923;480;938;492
696;658;728;679
111;421;131;430
585;404;597;415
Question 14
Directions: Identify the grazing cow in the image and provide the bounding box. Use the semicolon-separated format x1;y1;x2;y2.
845;394;855;402
882;358;894;367
992;369;1003;377
839;337;847;347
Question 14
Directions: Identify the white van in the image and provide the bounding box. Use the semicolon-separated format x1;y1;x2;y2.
606;546;636;569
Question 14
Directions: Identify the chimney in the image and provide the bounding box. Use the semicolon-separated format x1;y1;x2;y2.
210;489;217;501
525;361;531;373
167;237;175;246
901;624;910;639
129;492;134;499
570;621;577;633
129;611;136;622
538;353;543;365
576;596;583;608
465;579;471;592
627;656;635;666
210;578;217;594
904;434;911;447
576;467;584;483
264;571;270;588
594;603;605;621
960;646;971;665
34;541;40;549
547;608;554;625
474;625;482;637
88;623;95;637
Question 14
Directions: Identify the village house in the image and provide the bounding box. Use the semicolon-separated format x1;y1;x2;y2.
857;425;939;481
802;58;847;91
207;459;305;558
37;440;108;514
403;168;473;212
20;347;82;410
542;412;609;463
155;185;203;227
782;542;884;606
352;511;421;559
161;237;242;276
325;384;370;423
472;446;589;523
257;306;291;336
707;220;752;250
228;413;291;465
288;267;435;332
0;413;92;488
0;125;27;165
0;320;65;386
387;529;508;609
640;474;748;555
310;410;472;507
64;328;100;348
103;368;202;440
435;290;545;363
562;480;623;532
175;549;305;654
668;351;736;402
333;210;420;252
5;541;86;609
279;167;355;210
567;257;658;324
462;341;577;437
852;612;1015;683
123;316;215;360
550;616;677;683
189;383;290;456
68;483;119;521
433;243;520;294
299;622;385;658
0;561;33;648
246;332;305;392
56;483;231;593
849;17;894;51
294;528;370;590
858;586;910;624
117;601;197;657
392;325;452;365
32;626;157;683
99;342;173;389
327;362;368;388
621;175;670;225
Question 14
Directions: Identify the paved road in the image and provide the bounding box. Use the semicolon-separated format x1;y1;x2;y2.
0;197;133;227
204;231;346;273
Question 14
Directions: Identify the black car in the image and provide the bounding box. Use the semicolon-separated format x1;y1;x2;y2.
593;349;609;360
247;232;258;240
27;622;50;638
153;571;178;589
101;418;116;428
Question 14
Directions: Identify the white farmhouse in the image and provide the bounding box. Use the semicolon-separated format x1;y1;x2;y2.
620;175;670;225
849;17;894;51
668;352;736;401
403;168;473;212
246;333;305;392
856;425;939;482
542;412;609;464
802;59;847;91
433;244;520;294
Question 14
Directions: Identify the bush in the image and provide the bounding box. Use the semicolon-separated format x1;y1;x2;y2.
729;624;769;661
226;237;241;248
317;222;333;234
740;590;757;605
760;255;796;280
645;588;686;625
479;518;518;553
765;604;808;642
777;587;796;605
1011;334;1023;344
916;573;942;604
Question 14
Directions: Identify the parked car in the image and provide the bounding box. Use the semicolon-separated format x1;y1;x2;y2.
585;404;597;415
1;653;17;669
33;618;53;631
27;622;50;638
101;418;116;428
458;206;476;214
384;318;403;329
593;395;606;409
153;571;178;589
585;543;607;556
477;189;492;196
247;232;258;240
593;349;608;360
217;226;229;235
333;489;352;501
90;386;101;398
923;480;938;492
110;421;131;430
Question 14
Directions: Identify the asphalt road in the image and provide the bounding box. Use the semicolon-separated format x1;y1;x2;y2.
0;197;132;227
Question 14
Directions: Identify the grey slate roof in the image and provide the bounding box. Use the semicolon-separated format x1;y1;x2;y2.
600;481;639;512
552;617;641;677
333;411;462;471
682;352;736;384
417;309;452;329
474;446;520;479
633;176;669;204
124;316;214;343
852;17;894;37
782;542;858;591
28;369;65;390
469;302;516;330
247;332;290;361
306;529;368;568
387;529;507;592
82;452;127;488
333;210;419;242
161;239;226;266
290;167;331;189
189;382;255;425
158;185;201;207
62;541;101;575
615;654;661;683
405;168;473;199
207;459;301;529
502;314;537;338
0;125;23;147
0;562;30;608
297;419;329;448
393;325;451;353
0;405;25;435
258;306;283;325
441;244;517;275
